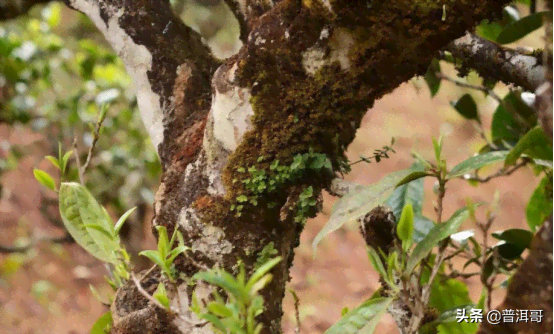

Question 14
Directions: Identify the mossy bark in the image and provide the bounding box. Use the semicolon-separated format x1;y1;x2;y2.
60;0;524;333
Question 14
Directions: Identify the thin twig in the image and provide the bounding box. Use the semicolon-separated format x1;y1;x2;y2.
82;110;108;173
460;159;529;183
478;215;496;312
0;232;73;254
437;73;504;104
290;289;301;334
438;73;533;130
72;135;85;185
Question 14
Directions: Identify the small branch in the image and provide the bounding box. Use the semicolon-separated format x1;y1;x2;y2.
72;135;85;185
290;289;301;334
446;33;547;92
436;73;504;103
435;179;446;224
530;0;537;14
81;108;108;174
437;73;532;130
460;159;529;183
478;214;496;312
0;232;73;254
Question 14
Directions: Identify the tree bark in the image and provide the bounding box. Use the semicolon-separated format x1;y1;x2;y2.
58;1;520;333
7;0;552;333
477;216;553;334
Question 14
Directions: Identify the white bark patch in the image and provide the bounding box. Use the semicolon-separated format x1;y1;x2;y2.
210;65;254;152
302;46;326;75
173;284;214;333
508;53;546;89
193;225;233;257
68;0;165;150
320;0;333;13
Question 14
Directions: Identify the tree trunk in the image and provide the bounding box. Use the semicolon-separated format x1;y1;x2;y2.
7;0;553;333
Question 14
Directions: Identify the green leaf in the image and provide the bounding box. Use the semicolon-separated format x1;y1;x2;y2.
313;167;420;252
324;297;392;334
496;12;549;44
432;136;444;162
199;313;228;332
62;150;74;175
167;245;189;264
396;203;414;246
413;215;435;243
505;126;552;166
526;176;553;231
139;250;167;269
367;247;387;281
477;20;503;41
155;225;170;259
491;92;535;142
58;182;119;263
448;151;509;179
395;171;430;188
419;305;475;334
491;228;534;250
45;156;61;170
451;94;479;121
495;241;526;260
428;279;477;334
33;169;57;191
195;270;246;302
207;301;233;318
405;207;473;274
246;257;281;291
387;174;425;223
153;283;170;309
114;207;137;235
424;59;442;97
90;311;113;334
83;224;115;240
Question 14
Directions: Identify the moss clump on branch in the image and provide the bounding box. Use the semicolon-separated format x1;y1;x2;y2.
195;0;510;231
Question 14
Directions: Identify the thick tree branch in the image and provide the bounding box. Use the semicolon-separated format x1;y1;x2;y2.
446;32;547;92
64;0;219;171
222;0;275;41
61;1;516;333
0;0;51;20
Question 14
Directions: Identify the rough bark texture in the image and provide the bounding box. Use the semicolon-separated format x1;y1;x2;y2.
60;0;518;333
6;0;553;333
477;216;553;334
446;32;548;92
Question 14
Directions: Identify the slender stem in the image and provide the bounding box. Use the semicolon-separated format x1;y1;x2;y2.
72;135;85;185
82;109;108;174
461;159;529;183
291;290;301;334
